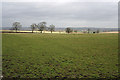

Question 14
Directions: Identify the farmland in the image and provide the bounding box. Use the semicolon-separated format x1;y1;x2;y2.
2;33;119;78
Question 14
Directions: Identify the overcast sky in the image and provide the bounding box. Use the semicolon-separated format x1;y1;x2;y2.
2;1;118;28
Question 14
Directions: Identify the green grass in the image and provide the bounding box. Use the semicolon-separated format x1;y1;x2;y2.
2;33;119;78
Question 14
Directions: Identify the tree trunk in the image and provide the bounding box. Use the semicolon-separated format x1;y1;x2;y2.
16;29;17;33
51;31;52;33
41;31;42;33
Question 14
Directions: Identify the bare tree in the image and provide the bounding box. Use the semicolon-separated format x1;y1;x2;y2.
30;23;37;33
96;29;99;33
65;27;73;33
12;22;22;32
88;28;90;33
49;24;55;33
38;22;47;33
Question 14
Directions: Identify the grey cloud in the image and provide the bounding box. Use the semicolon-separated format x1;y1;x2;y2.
2;2;118;28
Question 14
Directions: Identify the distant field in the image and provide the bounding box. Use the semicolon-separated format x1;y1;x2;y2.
2;33;118;78
1;30;118;34
1;30;67;34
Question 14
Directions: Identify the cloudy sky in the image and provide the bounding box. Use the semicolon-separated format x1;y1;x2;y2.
2;1;118;28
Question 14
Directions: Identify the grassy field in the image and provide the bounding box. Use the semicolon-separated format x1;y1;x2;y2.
2;33;119;78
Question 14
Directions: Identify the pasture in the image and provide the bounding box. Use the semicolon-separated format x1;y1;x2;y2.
2;33;119;78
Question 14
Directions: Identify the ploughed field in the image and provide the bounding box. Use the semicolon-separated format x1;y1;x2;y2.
2;33;118;78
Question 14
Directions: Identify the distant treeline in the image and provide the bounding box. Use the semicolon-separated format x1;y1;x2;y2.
2;21;119;33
